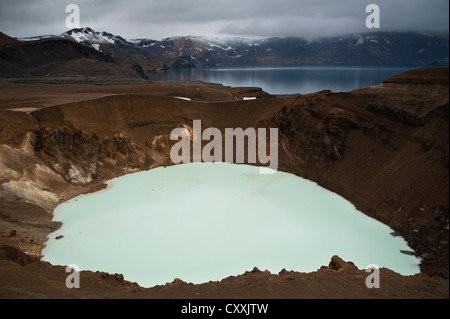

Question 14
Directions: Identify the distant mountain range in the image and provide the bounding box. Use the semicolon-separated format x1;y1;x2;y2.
0;27;448;80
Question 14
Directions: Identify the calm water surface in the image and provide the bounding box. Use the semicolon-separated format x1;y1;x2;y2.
42;163;420;288
147;65;419;94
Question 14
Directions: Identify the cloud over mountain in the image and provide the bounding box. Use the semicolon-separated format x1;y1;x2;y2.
0;0;448;40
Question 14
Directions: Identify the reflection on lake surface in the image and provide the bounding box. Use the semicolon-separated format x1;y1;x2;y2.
147;65;419;94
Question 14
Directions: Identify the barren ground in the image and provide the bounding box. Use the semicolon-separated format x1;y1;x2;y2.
0;68;448;299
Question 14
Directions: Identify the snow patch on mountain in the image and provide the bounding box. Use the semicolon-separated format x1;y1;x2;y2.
63;27;116;44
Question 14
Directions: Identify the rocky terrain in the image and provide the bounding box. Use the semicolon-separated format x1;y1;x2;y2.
0;31;147;80
0;67;448;299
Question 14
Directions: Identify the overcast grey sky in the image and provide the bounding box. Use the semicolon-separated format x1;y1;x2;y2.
0;0;448;40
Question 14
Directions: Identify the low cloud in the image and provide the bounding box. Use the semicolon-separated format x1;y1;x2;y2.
0;0;448;39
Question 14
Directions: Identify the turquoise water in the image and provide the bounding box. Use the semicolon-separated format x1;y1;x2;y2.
41;163;420;287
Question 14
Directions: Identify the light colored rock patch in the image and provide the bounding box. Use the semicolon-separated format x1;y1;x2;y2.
51;163;64;175
0;145;22;181
66;163;92;185
0;140;66;210
122;167;140;174
1;179;60;210
0;163;19;180
35;164;63;179
20;132;37;154
151;135;163;147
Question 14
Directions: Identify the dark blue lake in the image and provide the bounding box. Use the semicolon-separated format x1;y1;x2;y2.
147;65;420;94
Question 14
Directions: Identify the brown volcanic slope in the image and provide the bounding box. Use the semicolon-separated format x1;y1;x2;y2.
0;32;146;80
0;67;448;299
0;32;19;47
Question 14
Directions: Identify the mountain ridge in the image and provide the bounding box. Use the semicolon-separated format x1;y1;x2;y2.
19;28;450;66
61;28;450;67
1;28;448;80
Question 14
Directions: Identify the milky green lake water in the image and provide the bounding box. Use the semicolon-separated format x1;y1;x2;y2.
41;163;420;287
